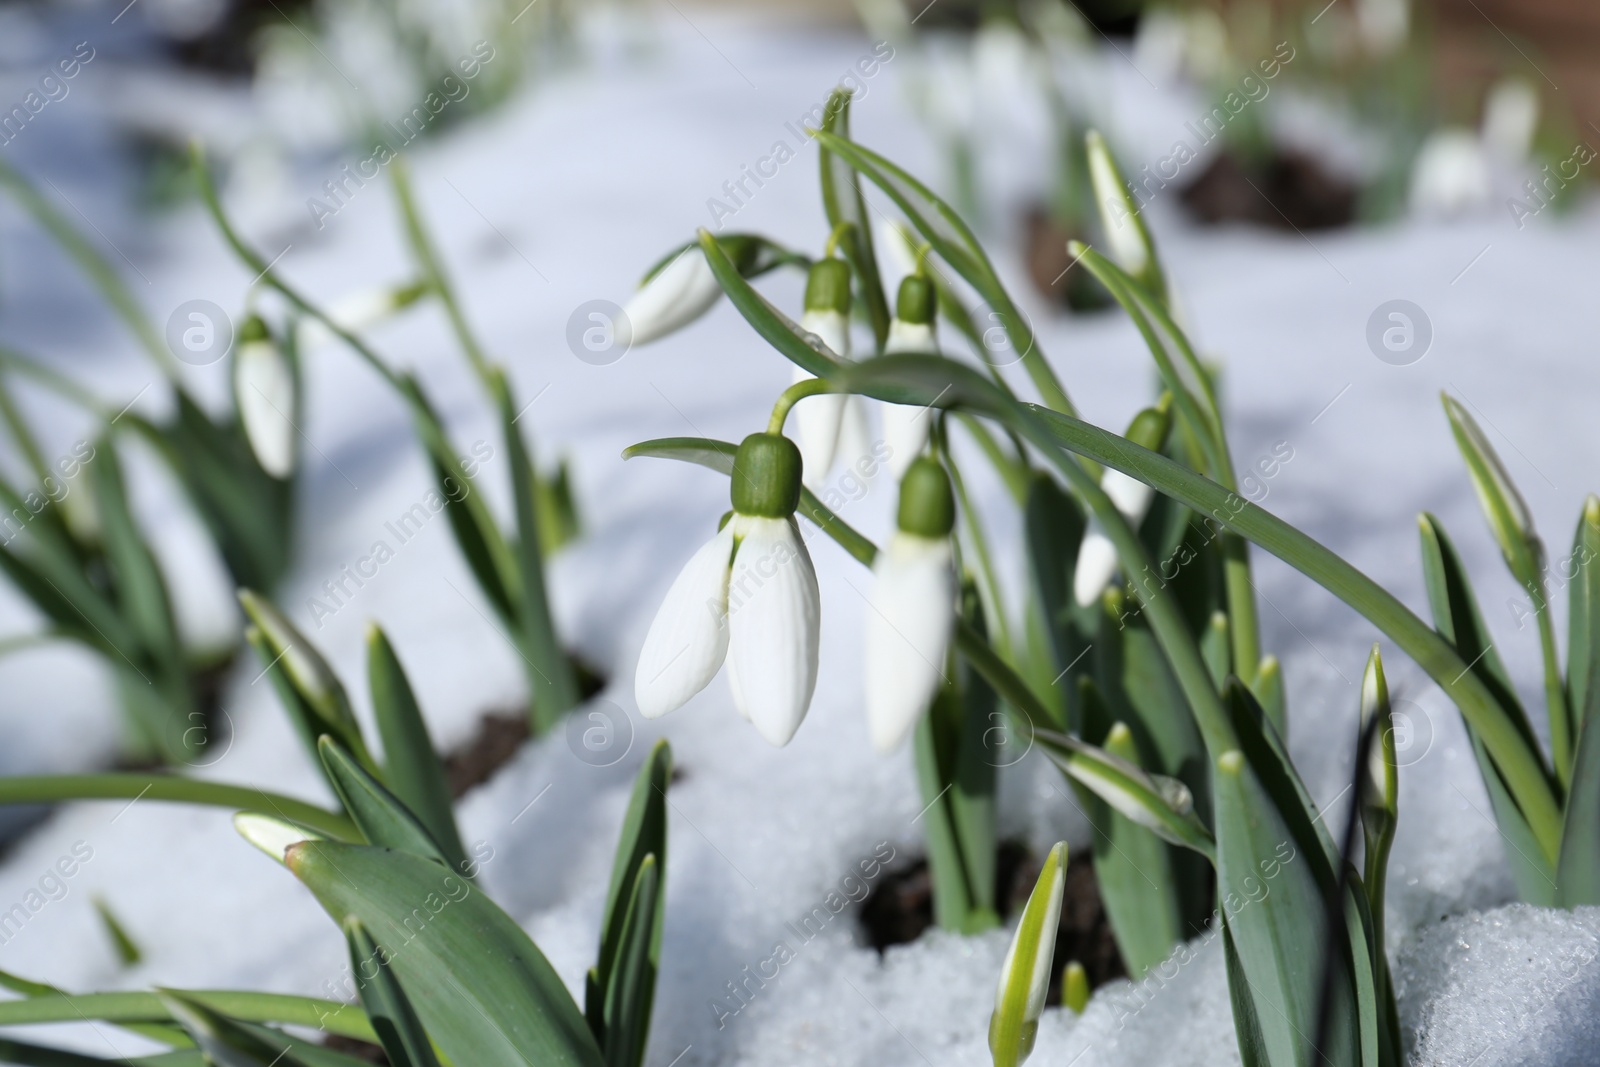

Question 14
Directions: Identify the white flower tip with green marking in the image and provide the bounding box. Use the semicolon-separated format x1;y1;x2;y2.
989;840;1067;1067
234;812;318;864
234;334;296;479
865;533;955;752
1085;130;1151;279
622;246;722;347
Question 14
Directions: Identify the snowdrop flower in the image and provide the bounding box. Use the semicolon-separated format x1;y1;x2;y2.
635;432;820;746
1409;128;1491;216
989;841;1067;1067
1073;402;1171;607
232;316;297;479
1355;0;1409;57
620;246;723;347
792;256;854;489
880;274;939;479
866;457;957;752
1086;130;1165;301
295;280;426;350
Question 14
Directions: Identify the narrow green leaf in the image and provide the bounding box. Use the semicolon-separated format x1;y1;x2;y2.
1201;612;1230;688
0;774;356;840
1566;496;1600;727
344;919;443;1067
818;90;889;349
1417;513;1555;900
1213;748;1354;1067
0;992;374;1044
396;375;518;624
156;990;318;1067
367;626;469;876
93;897;143;966
317;738;449;863
1557;709;1600;905
88;436;181;665
1090;723;1184;977
912;696;974;930
807;129;1075;415
594;741;671;1018
1442;394;1572;781
1253;655;1286;737
492;368;581;730
239;591;371;771
286;840;603;1067
1023;471;1086;731
599;857;660;1067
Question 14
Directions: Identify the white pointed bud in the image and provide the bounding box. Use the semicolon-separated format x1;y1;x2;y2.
232;319;296;479
296;281;426;350
1086;130;1163;298
990;842;1067;1067
866;533;955;752
1073;471;1156;607
1442;393;1541;588
621;247;723;347
793;307;852;488
234;812;319;864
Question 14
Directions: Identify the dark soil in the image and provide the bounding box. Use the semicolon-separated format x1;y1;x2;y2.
859;842;1126;997
321;1035;388;1064
1022;207;1115;312
1180;150;1359;231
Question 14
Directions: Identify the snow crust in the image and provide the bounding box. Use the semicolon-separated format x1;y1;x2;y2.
0;9;1596;1066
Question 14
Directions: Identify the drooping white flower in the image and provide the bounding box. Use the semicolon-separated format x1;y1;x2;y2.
1072;403;1170;607
635;433;821;746
880;274;939;479
792;257;854;489
865;457;957;752
1480;77;1539;164
232;317;297;479
621;246;724;347
866;533;955;752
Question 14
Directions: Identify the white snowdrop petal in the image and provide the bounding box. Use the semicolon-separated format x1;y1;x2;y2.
727;517;820;746
794;309;854;488
635;525;734;719
833;396;874;482
1073;526;1119;608
882;318;938;478
622;248;722;346
882;401;931;480
1101;468;1154;519
234;339;296;479
865;534;954;753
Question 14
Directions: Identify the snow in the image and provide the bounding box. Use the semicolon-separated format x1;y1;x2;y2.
0;8;1597;1066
